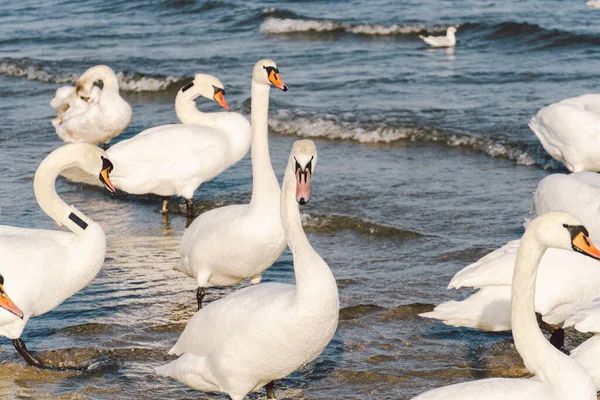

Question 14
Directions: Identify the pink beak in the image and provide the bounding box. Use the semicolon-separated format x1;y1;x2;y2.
296;169;311;205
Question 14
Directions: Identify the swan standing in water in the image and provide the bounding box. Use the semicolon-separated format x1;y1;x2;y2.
177;59;287;308
156;140;339;400
50;65;132;149
413;212;600;400
105;74;250;218
529;94;600;172
419;27;457;47
0;143;115;370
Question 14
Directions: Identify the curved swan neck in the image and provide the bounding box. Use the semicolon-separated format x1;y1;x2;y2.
250;81;280;206
34;147;93;236
84;66;120;94
282;162;336;306
175;91;220;126
512;229;581;382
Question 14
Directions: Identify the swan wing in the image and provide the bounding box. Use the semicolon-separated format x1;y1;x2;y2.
170;283;294;357
532;172;600;240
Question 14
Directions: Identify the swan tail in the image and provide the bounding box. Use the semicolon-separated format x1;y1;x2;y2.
155;353;217;391
419;286;512;331
448;240;519;289
418;35;426;40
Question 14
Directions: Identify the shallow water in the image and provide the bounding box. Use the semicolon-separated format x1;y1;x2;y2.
1;0;599;399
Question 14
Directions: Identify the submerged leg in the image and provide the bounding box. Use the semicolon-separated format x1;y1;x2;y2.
12;338;86;372
161;197;169;214
196;287;206;311
266;381;276;399
186;198;194;219
550;328;565;350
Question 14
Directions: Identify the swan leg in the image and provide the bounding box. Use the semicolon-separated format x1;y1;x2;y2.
550;328;565;350
161;198;169;214
12;338;86;372
196;287;206;310
186;199;194;219
266;381;276;399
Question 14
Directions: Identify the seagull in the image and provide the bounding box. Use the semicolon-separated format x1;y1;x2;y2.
419;27;457;48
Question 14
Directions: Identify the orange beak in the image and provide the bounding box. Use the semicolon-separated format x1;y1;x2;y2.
268;70;288;92
572;232;600;260
0;285;23;319
100;167;115;194
213;91;230;111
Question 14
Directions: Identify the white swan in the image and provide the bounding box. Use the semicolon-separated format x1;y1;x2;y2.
532;171;600;239
421;171;600;335
413;212;600;400
0;143;115;369
50;65;132;148
419;27;457;47
105;74;250;218
177;59;288;307
156;140;339;400
529;94;600;172
563;298;600;390
586;0;600;8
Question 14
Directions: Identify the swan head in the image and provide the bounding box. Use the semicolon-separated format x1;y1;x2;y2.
290;140;317;205
0;274;24;319
253;59;288;91
69;144;116;194
447;27;457;35
179;74;229;111
75;65;116;99
528;211;600;259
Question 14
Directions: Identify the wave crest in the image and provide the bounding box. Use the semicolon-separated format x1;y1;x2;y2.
0;58;185;92
301;212;422;238
261;17;449;36
269;109;537;166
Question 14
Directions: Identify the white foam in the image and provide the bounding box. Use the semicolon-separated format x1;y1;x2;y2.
260;18;448;36
269;109;537;166
0;60;184;92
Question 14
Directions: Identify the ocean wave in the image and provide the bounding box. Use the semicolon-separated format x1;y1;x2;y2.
0;58;185;92
269;109;540;167
301;212;423;238
261;17;450;36
461;21;600;48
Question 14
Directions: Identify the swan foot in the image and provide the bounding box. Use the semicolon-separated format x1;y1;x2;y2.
266;381;276;399
196;287;206;310
550;328;565;350
12;338;87;372
186;199;194;219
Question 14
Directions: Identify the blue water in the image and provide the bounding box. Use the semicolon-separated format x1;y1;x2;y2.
0;0;598;399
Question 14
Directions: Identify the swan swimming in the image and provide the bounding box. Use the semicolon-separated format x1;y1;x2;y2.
0;143;115;369
529;94;600;172
419;27;457;48
105;74;250;218
177;59;288;308
50;65;132;149
156;140;339;400
413;212;600;400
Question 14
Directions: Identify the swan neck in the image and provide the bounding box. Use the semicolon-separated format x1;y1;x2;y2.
33;147;93;236
175;91;219;126
250;81;279;206
511;230;577;381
